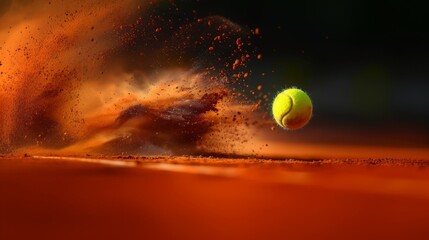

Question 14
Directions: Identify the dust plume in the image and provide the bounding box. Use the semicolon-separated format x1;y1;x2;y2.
0;0;267;156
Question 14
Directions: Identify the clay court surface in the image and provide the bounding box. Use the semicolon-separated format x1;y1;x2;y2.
2;146;429;240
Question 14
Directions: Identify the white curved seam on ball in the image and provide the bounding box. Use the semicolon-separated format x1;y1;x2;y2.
279;94;293;128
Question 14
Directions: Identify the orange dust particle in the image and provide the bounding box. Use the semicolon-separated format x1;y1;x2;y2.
232;59;240;70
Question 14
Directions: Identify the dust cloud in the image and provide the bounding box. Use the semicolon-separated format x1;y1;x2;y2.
0;0;268;156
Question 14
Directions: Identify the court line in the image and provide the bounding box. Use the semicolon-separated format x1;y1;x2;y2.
31;155;429;199
33;155;138;167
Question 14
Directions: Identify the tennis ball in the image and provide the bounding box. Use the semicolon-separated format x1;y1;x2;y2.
272;88;313;130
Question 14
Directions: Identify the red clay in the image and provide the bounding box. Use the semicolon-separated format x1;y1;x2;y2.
1;154;429;240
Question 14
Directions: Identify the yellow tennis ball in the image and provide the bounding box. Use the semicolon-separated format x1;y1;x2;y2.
272;88;313;130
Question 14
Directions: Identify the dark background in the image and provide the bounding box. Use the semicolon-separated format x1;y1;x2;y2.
1;0;428;135
192;0;429;129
